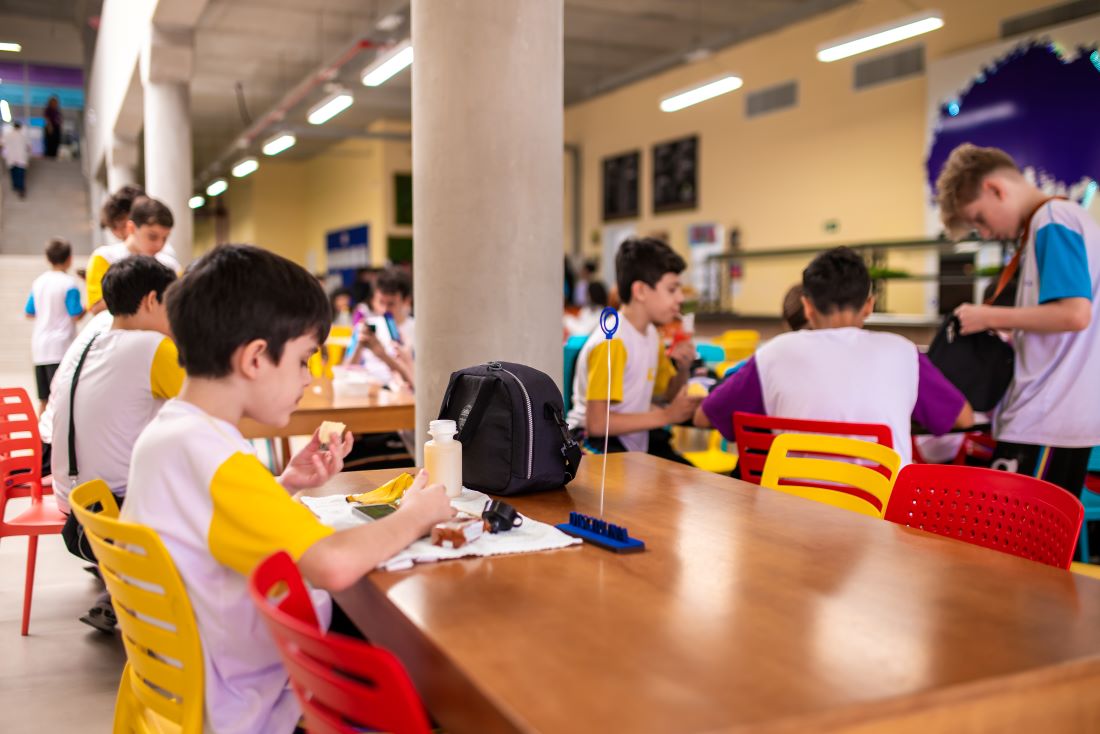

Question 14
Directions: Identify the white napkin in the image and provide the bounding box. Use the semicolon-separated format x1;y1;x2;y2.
300;488;581;571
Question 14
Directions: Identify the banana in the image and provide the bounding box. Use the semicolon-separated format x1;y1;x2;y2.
345;472;415;504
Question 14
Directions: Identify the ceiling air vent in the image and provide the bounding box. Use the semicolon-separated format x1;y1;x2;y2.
854;45;925;90
746;80;798;118
1002;0;1100;38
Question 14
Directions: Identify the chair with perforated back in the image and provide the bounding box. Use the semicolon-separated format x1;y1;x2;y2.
0;387;66;635
760;433;902;518
0;386;53;499
884;464;1083;570
249;550;432;734
69;480;204;734
733;412;894;486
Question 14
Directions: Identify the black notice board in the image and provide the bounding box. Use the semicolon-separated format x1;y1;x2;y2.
602;151;640;221
394;173;413;226
652;135;697;213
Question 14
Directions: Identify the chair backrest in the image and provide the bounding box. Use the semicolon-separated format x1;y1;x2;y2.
733;412;894;485
884;464;1084;569
0;387;45;509
69;480;204;733
719;330;760;362
760;433;902;518
563;334;587;410
249;551;431;734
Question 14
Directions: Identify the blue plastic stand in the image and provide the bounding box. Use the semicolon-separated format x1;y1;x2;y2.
556;512;645;554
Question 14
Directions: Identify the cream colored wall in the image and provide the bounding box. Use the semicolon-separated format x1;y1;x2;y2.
564;0;1059;315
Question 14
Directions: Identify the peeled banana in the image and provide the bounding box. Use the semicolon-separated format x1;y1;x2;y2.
345;472;415;504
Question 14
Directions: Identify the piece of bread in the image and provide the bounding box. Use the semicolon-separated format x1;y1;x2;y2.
318;420;347;448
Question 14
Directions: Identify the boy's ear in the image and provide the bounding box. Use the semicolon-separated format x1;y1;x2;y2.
234;339;270;380
983;176;1007;201
630;280;647;304
126;220;138;238
139;290;159;313
800;295;817;321
860;295;875;319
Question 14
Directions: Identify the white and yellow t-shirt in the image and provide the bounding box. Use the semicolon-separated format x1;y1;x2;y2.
51;328;184;510
566;317;676;452
123;399;334;734
85;243;181;310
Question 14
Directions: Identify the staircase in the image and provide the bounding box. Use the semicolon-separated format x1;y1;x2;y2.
1;157;93;256
0;157;92;395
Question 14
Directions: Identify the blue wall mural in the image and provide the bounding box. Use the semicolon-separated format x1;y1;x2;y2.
926;41;1100;207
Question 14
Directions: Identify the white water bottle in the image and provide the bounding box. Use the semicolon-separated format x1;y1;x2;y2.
424;419;463;498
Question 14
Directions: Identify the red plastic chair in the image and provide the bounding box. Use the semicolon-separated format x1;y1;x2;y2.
249;551;432;734
0;388;67;635
0;387;53;499
884;464;1083;569
733;412;893;485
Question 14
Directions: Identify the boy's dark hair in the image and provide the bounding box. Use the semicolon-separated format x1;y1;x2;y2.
615;237;685;304
588;281;609;308
45;237;72;265
802;247;870;315
782;284;807;331
376;267;412;300
167;244;332;378
100;185;145;229
129;196;174;229
102;255;178;316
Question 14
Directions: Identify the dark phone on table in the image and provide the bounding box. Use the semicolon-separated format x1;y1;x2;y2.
383;312;402;344
354;504;398;521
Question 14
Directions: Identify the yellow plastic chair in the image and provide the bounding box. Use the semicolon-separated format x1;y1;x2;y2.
683;430;738;475
69;480;204;734
760;433;902;519
719;329;760;363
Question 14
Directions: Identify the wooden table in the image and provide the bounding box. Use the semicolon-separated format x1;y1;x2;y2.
239;379;415;469
327;454;1100;734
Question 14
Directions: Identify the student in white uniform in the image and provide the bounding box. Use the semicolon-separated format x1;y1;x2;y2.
25;238;84;410
121;245;453;734
51;255;182;631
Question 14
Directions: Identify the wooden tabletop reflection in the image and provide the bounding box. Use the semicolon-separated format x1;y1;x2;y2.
328;454;1100;734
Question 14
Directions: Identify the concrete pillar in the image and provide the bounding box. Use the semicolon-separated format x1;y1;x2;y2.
106;133;139;193
411;0;564;455
89;177;107;249
140;26;194;265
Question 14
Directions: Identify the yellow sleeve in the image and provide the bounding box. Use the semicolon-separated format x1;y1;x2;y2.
585;339;627;403
86;253;110;308
654;345;677;397
207;452;334;577
150;338;185;399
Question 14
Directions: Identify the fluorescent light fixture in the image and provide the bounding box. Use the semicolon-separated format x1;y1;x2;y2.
308;90;353;125
231;157;259;178
188;195;205;209
0;42;21;53
262;132;296;156
206;178;228;197
362;41;413;87
660;75;743;112
0;99;10;123
817;11;943;62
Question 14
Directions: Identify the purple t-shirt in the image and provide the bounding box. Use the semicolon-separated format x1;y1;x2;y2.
700;329;965;464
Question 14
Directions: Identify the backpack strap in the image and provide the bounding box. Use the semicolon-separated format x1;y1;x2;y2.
67;333;100;480
547;403;582;481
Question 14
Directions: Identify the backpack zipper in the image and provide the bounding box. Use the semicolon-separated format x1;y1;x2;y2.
489;363;534;479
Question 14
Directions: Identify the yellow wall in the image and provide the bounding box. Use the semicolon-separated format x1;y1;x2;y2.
563;0;1058;314
206;128;413;272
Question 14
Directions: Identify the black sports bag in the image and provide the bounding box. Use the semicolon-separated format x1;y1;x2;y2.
437;361;582;495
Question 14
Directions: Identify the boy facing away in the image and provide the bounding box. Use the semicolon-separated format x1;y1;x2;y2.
25;237;84;410
937;143;1100;492
694;247;973;464
121;244;454;734
566;237;701;461
86;195;180;314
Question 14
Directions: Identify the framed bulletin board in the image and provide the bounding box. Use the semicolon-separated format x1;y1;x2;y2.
394;173;413;226
652;135;697;213
602;151;640;221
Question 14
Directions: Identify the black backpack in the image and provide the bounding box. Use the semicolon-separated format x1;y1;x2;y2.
437;361;582;496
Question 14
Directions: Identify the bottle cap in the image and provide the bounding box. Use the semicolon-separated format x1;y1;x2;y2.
429;419;457;437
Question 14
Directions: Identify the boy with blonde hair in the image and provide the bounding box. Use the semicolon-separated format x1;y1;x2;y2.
936;143;1100;493
121;245;454;734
